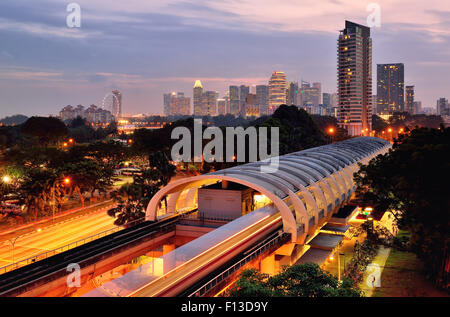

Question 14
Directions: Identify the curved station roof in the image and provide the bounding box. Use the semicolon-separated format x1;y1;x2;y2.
146;137;391;242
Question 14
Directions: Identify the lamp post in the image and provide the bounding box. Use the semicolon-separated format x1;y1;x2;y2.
327;127;335;143
52;177;71;222
6;228;41;264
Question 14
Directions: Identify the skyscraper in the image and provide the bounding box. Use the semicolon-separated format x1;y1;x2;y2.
268;71;287;113
256;85;269;115
163;92;191;116
437;98;449;115
202;91;217;116
193;80;203;116
239;85;250;112
112;90;122;118
217;98;226;115
229;85;240;116
337;21;372;136
405;85;415;114
287;82;299;105
299;81;321;111
377;63;404;115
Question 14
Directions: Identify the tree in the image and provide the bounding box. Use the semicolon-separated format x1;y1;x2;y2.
107;168;161;227
256;105;328;155
21;116;68;147
227;264;362;297
354;126;450;287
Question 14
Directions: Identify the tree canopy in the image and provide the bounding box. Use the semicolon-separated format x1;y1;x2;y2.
227;263;362;297
354;126;450;287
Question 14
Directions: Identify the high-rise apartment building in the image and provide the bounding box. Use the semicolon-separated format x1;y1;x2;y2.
376;63;404;115
405;85;415;114
337;21;372;136
268;71;287;113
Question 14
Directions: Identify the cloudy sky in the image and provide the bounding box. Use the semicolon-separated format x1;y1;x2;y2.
0;0;449;117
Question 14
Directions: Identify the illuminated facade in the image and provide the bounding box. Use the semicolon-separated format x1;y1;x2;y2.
268;71;287;113
377;63;404;115
193;80;204;116
405;85;415;114
337;21;372;136
112;90;122;118
229;85;240;116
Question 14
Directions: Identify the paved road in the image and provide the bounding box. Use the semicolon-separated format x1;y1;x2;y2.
0;205;117;269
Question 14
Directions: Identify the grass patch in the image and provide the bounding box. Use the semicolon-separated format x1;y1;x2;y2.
372;232;448;297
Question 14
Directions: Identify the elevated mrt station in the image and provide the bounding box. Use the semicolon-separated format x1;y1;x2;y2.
0;137;390;297
101;137;389;297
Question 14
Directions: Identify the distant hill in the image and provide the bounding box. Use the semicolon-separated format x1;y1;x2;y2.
0;114;29;126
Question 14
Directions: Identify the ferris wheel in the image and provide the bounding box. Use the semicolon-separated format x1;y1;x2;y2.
100;91;121;118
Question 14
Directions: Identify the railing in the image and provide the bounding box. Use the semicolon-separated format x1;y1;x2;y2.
0;209;197;275
0;220;135;275
188;231;287;297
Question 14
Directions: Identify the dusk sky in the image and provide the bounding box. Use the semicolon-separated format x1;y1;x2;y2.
0;0;449;118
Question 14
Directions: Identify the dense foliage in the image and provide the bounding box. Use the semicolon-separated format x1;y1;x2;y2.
227;263;362;297
354;126;450;287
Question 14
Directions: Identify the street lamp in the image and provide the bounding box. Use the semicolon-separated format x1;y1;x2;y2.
327;127;335;143
6;228;42;264
52;177;71;221
2;175;11;184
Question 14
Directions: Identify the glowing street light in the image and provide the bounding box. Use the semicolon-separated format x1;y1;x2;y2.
2;175;11;184
64;177;71;185
387;128;392;133
328;127;335;134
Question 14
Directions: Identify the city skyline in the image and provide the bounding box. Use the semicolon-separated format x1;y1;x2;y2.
1;1;450;117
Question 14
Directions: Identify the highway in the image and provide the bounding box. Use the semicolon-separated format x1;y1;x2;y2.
128;212;282;297
0;205;117;269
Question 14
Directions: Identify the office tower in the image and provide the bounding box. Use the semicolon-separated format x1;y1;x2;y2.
202;91;217;116
112;90;122;118
287;82;299;105
172;92;191;116
163;93;172;116
437;98;449;115
323;93;331;107
239;85;250;112
414;101;422;114
376;63;404;115
193;80;204;116
298;81;321;112
229;85;240;116
217;98;226;115
256;85;269;115
337;21;372;136
405;85;415;114
268;71;287;113
313;83;322;104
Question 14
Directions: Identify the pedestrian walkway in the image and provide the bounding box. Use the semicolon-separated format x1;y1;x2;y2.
359;245;392;297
